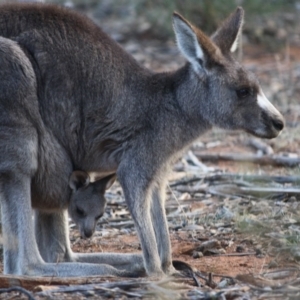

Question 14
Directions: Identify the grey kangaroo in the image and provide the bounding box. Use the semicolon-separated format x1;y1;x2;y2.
0;3;284;277
69;171;115;238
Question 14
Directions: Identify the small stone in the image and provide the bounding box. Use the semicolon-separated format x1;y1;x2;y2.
268;260;278;268
217;248;226;254
184;224;204;231
236;245;245;253
197;239;220;253
270;238;286;247
217;279;229;288
192;251;203;259
221;240;231;248
85;290;95;297
120;228;130;234
255;248;265;258
178;192;191;201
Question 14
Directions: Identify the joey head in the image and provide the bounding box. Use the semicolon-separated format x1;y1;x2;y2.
69;171;116;238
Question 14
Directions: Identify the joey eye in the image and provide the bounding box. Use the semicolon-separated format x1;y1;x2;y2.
76;207;86;217
236;87;252;98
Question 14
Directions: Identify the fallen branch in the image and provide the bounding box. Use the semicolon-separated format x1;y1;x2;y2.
174;183;300;199
169;173;300;188
211;184;300;197
214;252;257;257
194;152;300;167
205;173;300;184
0;274;123;291
37;278;193;298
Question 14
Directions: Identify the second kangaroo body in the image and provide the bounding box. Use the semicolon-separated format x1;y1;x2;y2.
0;3;284;277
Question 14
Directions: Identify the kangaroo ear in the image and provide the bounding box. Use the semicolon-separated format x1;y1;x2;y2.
69;171;90;191
173;12;221;72
211;7;244;54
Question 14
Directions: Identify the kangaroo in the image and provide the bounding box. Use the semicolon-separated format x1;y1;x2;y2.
0;3;283;277
68;171;115;239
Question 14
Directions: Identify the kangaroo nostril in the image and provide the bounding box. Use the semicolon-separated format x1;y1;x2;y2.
272;118;284;131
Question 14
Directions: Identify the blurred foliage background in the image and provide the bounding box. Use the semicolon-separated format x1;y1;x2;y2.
2;0;300;51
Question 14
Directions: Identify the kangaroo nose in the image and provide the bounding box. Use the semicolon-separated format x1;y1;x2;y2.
272;118;284;131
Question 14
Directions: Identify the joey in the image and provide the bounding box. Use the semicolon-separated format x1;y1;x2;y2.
68;171;115;239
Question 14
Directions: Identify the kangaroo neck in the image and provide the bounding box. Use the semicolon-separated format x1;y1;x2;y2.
146;64;212;140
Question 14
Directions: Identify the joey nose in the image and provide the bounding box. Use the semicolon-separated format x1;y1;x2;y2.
272;118;284;132
83;229;93;239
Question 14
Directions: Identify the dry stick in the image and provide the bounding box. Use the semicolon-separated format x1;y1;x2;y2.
214;252;257;257
39;285;142;298
38;277;193;297
206;173;300;184
0;275;125;291
194;152;300;168
193;271;217;289
207;273;217;288
170;173;300;188
37;281;148;297
247;138;274;155
211;185;300;197
175;184;300;197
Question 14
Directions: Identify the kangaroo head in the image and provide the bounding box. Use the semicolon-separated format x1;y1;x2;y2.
173;7;284;138
68;171;116;238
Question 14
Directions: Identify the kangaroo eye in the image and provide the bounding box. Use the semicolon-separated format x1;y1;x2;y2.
236;87;251;98
76;207;86;217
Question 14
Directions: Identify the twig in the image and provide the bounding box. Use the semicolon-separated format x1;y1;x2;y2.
247;138;274;155
207;273;217;288
213;252;256;257
186;150;214;173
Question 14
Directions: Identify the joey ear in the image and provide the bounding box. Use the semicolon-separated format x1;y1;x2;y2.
69;171;90;191
104;174;116;190
211;7;244;54
173;12;221;72
94;174;116;193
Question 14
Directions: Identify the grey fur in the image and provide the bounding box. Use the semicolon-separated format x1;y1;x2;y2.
68;171;115;238
0;3;283;277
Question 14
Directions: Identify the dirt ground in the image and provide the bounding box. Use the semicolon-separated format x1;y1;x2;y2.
1;9;300;300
